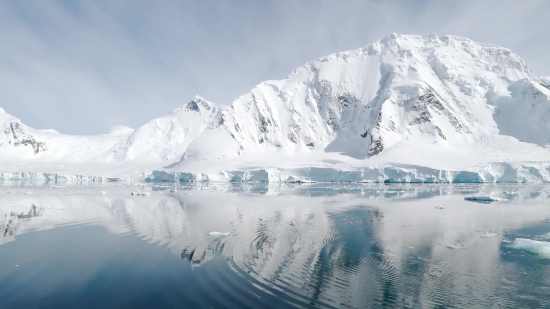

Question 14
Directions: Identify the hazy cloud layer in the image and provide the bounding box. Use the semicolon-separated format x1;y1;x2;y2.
1;0;549;134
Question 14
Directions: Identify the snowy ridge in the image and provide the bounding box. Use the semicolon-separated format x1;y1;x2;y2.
2;34;550;182
110;95;220;162
1;96;219;166
492;79;550;146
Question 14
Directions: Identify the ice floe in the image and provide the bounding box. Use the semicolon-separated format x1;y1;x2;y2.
445;244;467;249
208;232;230;237
480;232;498;238
509;238;550;258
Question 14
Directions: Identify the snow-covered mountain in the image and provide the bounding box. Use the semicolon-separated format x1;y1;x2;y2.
0;96;220;174
183;34;549;160
110;96;221;163
171;34;550;181
2;34;550;182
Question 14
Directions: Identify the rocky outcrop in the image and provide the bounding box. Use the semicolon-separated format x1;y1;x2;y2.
2;121;46;154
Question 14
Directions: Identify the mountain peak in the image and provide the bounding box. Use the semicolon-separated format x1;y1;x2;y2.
181;33;544;164
181;95;216;113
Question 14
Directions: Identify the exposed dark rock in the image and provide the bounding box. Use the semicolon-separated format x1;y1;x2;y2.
287;132;298;144
186;100;200;111
218;114;225;126
4;122;47;154
435;126;446;140
258;116;271;133
368;139;384;157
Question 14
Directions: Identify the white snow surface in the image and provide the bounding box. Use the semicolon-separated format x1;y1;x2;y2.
1;96;220;178
2;34;550;183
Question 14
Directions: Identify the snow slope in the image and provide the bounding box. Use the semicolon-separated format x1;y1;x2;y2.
110;96;221;163
2;34;550;183
0;96;220;176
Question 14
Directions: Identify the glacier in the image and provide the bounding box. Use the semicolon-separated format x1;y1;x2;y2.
2;34;550;183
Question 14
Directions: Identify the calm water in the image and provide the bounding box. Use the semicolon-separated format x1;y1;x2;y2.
2;183;550;308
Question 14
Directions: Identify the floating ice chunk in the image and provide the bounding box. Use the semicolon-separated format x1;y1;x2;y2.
208;232;230;237
101;191;107;195
406;246;414;249
435;205;445;209
169;189;177;193
509;238;550;258
446;244;467;249
464;196;506;203
480;232;498;238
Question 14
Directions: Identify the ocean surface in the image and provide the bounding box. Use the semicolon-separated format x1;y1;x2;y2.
1;183;550;308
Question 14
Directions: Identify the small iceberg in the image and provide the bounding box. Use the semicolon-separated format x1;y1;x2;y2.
169;189;177;193
446;244;467;250
208;232;230;237
480;232;498;238
464;196;506;203
101;191;107;195
434;205;445;209
509;238;550;258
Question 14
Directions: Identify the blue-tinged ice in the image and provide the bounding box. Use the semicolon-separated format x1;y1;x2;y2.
509;238;550;258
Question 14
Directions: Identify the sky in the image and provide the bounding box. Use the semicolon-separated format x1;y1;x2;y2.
1;0;549;135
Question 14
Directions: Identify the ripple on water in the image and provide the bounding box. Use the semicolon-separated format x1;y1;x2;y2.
6;185;550;308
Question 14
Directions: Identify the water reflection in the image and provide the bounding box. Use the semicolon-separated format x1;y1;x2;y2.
2;184;550;308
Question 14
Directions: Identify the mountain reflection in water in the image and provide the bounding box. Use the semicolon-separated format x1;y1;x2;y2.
2;183;550;308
